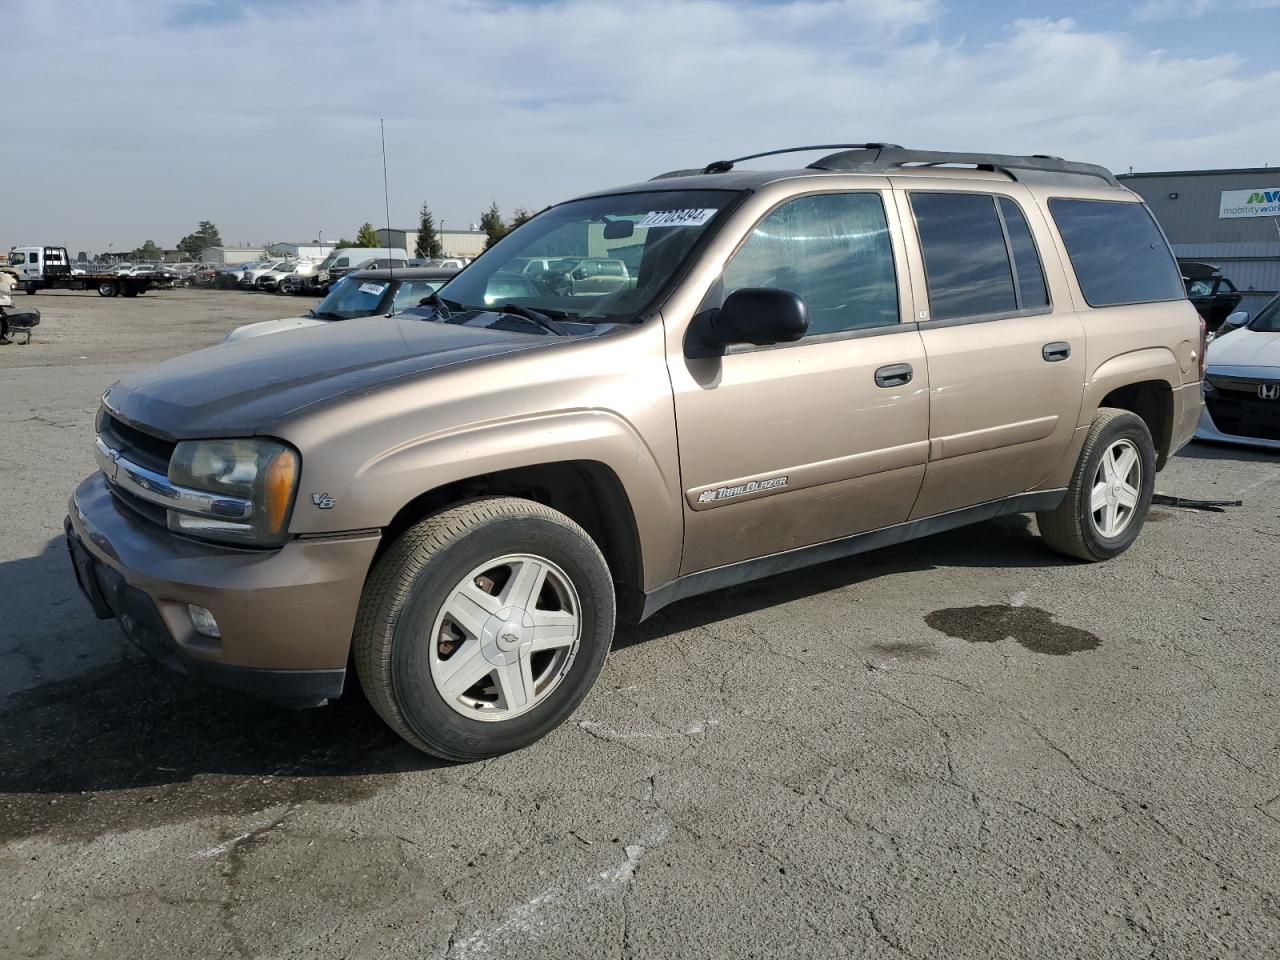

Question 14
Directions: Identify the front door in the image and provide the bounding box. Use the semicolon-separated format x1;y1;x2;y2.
668;190;930;575
897;188;1086;519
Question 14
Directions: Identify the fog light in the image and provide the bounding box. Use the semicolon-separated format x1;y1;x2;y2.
188;604;221;638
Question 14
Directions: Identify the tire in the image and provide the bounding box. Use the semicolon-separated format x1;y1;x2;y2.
353;497;615;761
1037;407;1156;562
98;281;117;298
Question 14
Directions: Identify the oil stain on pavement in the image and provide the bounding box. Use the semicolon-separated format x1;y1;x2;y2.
925;604;1101;656
0;660;427;845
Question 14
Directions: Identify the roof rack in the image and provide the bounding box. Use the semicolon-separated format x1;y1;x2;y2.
650;143;902;180
650;144;1120;188
806;145;1120;187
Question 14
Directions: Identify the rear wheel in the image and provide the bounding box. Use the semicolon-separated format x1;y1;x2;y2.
98;281;117;298
1037;408;1156;562
353;497;615;761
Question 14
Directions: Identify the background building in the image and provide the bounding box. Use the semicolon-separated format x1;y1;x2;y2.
268;241;335;260
201;245;265;266
1120;167;1280;315
375;227;487;259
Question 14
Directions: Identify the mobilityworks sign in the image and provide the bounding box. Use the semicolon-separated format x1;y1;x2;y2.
1220;187;1280;219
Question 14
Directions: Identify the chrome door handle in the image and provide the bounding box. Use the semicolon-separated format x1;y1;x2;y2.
1042;341;1071;362
874;363;914;388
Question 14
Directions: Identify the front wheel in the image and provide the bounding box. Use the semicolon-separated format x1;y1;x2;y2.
353;497;616;761
1037;408;1156;562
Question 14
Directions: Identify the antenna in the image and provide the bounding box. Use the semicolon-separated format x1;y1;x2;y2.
380;118;394;291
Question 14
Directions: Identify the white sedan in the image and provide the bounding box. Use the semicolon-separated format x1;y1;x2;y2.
1197;296;1280;450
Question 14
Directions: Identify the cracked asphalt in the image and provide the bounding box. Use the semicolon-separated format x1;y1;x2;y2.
2;290;1278;959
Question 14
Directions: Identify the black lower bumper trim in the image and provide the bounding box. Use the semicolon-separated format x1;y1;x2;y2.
65;517;345;709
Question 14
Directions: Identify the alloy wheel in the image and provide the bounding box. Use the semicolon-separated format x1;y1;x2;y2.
1090;438;1141;538
429;553;581;721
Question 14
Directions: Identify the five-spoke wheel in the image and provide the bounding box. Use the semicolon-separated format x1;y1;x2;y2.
353;497;615;761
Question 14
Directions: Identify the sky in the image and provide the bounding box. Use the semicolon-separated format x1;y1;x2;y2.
7;0;1280;256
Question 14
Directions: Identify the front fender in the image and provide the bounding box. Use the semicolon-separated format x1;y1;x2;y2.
354;408;682;587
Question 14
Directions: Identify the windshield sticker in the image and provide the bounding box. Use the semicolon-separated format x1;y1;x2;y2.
638;208;717;229
358;282;388;296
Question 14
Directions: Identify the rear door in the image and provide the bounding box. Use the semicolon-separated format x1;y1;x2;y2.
895;184;1086;518
668;188;930;574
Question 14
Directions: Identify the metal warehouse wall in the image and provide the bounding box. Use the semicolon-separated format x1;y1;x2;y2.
1120;168;1280;315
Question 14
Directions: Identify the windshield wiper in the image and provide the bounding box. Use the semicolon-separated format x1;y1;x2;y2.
486;303;572;336
416;291;464;321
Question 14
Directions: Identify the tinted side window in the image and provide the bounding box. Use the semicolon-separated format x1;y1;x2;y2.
911;193;1015;321
723;192;898;336
998;198;1049;309
1049;199;1184;307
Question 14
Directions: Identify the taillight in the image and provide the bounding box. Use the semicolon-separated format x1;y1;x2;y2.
1198;316;1207;379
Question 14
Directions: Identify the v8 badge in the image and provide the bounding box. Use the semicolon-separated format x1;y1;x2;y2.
311;493;336;509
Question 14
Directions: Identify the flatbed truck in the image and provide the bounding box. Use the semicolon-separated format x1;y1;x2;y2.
8;246;156;297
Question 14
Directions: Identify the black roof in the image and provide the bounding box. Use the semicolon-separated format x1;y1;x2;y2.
348;267;459;282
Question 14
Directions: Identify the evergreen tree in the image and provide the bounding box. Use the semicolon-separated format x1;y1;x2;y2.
479;201;507;251
415;203;443;259
354;222;380;247
176;221;222;260
510;207;534;230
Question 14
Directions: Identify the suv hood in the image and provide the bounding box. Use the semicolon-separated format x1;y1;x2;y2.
104;315;556;439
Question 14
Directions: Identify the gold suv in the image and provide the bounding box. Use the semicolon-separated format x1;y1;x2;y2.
67;145;1204;759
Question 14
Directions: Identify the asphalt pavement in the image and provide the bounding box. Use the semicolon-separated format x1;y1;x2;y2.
1;290;1277;959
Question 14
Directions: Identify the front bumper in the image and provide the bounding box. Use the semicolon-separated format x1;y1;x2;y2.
66;473;381;707
1196;405;1280;450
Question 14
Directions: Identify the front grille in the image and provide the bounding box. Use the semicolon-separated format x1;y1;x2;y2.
1206;374;1271;396
1206;392;1280;441
97;411;175;475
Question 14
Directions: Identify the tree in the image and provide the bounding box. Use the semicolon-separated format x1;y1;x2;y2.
176;220;222;260
510;207;534;229
479;201;507;251
134;240;162;260
354;222;380;248
415;203;443;259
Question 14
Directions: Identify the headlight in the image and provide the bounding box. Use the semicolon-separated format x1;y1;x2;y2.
166;438;299;545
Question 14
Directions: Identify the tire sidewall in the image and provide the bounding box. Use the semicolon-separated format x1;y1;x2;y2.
389;513;614;758
1076;414;1156;559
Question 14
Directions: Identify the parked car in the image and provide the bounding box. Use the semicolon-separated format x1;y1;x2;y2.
256;261;310;292
420;258;471;270
315;247;410;287
329;257;409;284
68;145;1201;761
213;264;246;288
1196;294;1280;449
224;267;458;340
239;260;293;289
1180;260;1243;333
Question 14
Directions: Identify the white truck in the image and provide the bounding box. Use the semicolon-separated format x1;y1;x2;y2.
9;246;157;297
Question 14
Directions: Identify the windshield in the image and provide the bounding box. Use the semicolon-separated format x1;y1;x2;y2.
1250;296;1280;333
437;189;738;322
312;276;390;319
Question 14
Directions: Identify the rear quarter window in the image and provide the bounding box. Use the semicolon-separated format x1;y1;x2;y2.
1049;199;1184;307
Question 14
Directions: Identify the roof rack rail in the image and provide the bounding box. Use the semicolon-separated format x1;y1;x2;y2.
649;143;903;180
806;145;1120;187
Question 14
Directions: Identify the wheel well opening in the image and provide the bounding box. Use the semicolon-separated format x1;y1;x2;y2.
1100;380;1173;469
378;461;644;616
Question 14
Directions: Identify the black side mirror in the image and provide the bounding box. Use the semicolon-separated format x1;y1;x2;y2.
706;287;808;348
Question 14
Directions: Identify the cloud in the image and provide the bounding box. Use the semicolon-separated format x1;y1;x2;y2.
6;0;1279;253
1132;0;1280;19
